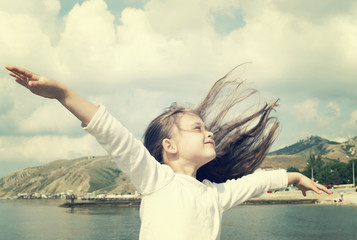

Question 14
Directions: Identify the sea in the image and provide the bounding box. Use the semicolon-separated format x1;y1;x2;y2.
0;199;356;240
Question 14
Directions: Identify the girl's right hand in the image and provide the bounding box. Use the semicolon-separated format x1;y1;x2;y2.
6;64;99;126
5;65;66;100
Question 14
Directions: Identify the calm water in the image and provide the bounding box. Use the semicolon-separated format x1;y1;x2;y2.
0;200;356;240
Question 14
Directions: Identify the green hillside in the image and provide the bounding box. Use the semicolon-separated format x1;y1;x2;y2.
0;156;136;198
264;136;357;170
269;136;340;156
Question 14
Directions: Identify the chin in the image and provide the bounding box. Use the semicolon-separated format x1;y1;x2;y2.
207;154;216;163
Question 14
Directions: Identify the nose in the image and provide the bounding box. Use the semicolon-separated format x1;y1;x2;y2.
207;130;214;139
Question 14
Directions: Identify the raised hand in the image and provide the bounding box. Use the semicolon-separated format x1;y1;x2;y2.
5;64;99;126
5;65;66;100
288;172;332;196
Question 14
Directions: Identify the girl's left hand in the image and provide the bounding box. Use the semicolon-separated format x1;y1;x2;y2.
288;172;332;196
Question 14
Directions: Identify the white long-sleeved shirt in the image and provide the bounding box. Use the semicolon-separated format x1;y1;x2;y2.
84;105;288;240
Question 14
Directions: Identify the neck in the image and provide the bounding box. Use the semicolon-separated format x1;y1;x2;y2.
165;159;200;178
173;168;197;178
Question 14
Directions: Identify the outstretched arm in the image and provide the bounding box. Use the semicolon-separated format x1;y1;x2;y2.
5;65;99;126
288;172;332;196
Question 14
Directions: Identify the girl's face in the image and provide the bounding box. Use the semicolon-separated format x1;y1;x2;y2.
171;112;216;167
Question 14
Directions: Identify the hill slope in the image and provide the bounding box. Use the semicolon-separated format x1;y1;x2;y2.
263;136;357;170
0;156;136;198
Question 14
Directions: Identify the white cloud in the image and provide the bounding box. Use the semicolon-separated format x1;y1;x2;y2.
326;101;341;118
0;0;357;166
0;4;61;79
0;77;15;115
0;135;105;163
290;99;344;130
273;0;357;21
223;0;357;96
56;0;118;81
338;109;357;140
348;110;357;127
16;101;78;134
292;99;320;123
0;0;61;42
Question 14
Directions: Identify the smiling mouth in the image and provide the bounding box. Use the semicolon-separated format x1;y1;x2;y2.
204;141;215;146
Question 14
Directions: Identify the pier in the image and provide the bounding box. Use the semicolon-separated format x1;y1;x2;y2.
59;197;318;208
243;198;318;205
59;197;141;208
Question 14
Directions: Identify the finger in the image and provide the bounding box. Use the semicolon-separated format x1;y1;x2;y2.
316;183;332;195
310;183;325;195
302;190;307;197
8;70;28;83
6;65;25;77
5;65;29;75
5;65;36;80
9;72;25;80
15;79;28;88
8;68;39;88
9;72;28;86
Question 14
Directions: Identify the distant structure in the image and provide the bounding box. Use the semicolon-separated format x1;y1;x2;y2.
259;166;274;171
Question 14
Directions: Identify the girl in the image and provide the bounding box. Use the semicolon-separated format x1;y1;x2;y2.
5;65;331;240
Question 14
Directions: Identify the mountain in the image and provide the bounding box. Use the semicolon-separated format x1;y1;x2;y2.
262;136;357;170
1;136;356;198
269;136;340;156
0;156;136;198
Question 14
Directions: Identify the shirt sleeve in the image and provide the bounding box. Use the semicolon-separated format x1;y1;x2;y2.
210;169;288;211
83;105;174;195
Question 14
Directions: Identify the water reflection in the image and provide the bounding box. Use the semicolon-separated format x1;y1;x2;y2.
67;206;140;216
1;200;357;240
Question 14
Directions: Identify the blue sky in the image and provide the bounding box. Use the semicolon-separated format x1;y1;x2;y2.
0;0;356;177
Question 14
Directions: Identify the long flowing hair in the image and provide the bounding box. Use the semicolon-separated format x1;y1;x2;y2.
144;64;279;183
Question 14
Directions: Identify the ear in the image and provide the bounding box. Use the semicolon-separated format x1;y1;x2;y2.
162;138;178;154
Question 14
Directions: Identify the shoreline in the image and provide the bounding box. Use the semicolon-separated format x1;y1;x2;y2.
59;188;357;208
2;188;356;207
251;188;357;206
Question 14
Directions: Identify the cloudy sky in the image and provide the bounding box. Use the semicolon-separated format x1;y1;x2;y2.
0;0;356;177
